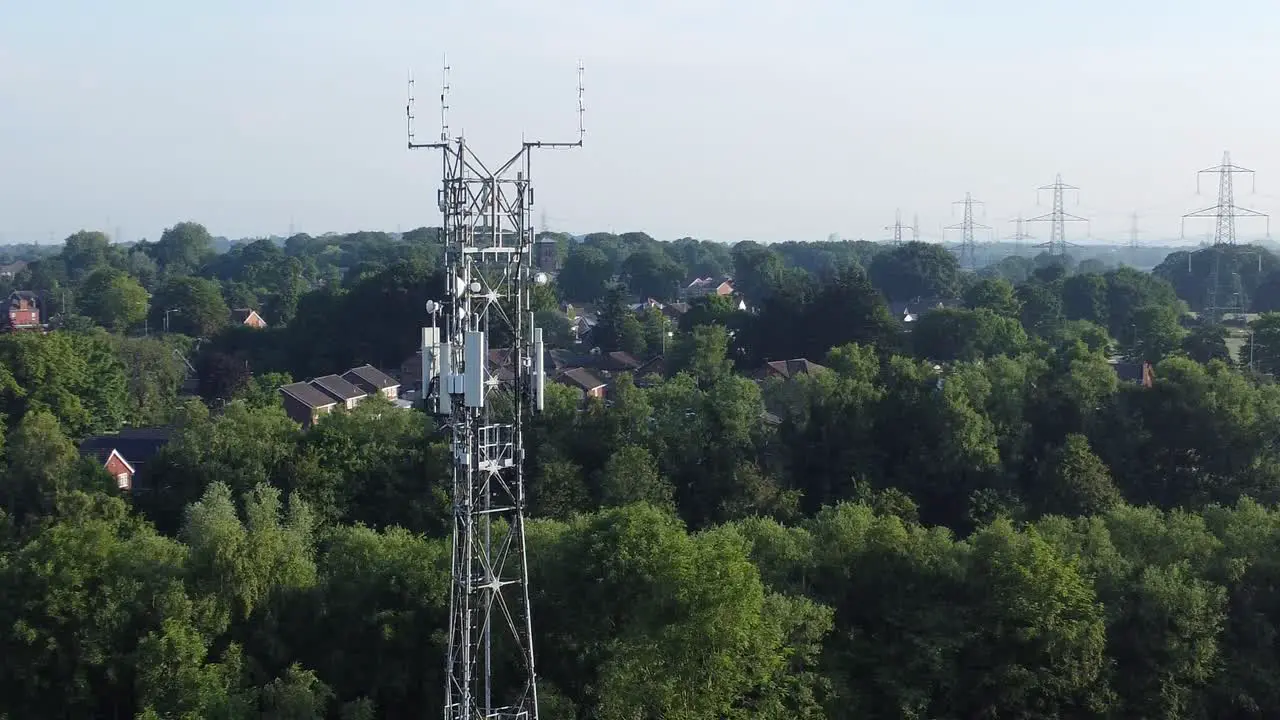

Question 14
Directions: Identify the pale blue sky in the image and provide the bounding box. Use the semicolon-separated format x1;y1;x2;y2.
2;1;1278;246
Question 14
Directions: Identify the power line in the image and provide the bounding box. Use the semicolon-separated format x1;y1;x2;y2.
884;208;915;246
1182;151;1270;319
1027;173;1088;256
944;192;989;270
410;58;585;720
1007;215;1035;255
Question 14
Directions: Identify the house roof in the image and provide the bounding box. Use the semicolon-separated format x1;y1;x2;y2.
79;427;174;470
343;364;399;391
231;308;263;324
0;260;27;274
604;351;643;371
1110;361;1152;385
280;381;341;409
558;367;607;392
10;290;38;302
311;374;367;402
762;358;828;380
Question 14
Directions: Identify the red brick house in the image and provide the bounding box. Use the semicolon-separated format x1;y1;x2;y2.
342;364;400;400
280;381;340;428
1110;360;1155;388
5;291;41;331
78;428;173;492
755;358;828;381
556;367;607;399
231;308;268;329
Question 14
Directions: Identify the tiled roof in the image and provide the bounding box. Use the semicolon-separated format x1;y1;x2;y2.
559;367;606;392
79;427;174;468
311;374;367;402
280;381;341;409
762;358;828;379
343;364;399;391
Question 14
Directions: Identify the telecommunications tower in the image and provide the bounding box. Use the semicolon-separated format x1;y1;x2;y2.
1027;174;1088;256
944;192;989;270
1181;151;1269;318
409;60;585;720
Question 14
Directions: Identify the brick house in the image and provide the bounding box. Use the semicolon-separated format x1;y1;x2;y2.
231;308;268;329
556;367;608;400
78;427;174;492
311;374;367;409
5;290;41;331
342;364;400;400
755;358;828;381
280;381;340;428
1110;360;1155;388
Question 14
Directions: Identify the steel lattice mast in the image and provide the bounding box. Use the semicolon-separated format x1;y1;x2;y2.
1181;151;1270;319
944;192;989;270
1027;173;1088;256
409;61;584;720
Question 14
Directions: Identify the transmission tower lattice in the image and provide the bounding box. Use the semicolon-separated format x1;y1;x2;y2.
409;60;585;720
884;209;915;246
944;192;989;269
1129;212;1141;250
1008;215;1035;255
1027;174;1087;256
1182;151;1270;318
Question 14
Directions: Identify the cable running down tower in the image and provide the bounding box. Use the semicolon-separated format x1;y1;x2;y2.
409;60;585;720
1027;174;1088;256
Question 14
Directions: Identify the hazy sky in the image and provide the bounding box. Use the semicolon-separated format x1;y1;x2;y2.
3;0;1279;246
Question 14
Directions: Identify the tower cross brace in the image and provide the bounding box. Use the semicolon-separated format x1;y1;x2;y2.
884;209;918;246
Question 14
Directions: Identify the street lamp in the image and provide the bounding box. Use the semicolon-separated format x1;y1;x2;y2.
164;308;181;333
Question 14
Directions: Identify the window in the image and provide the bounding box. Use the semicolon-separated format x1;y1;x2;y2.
115;471;130;489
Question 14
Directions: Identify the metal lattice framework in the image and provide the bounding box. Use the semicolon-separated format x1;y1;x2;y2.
1027;174;1088;256
944;192;990;270
409;61;583;720
1181;151;1270;318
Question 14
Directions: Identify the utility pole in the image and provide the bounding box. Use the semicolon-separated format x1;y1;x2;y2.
944;192;990;270
1027;173;1088;256
1181;151;1270;320
884;208;913;246
410;58;585;720
1008;215;1035;255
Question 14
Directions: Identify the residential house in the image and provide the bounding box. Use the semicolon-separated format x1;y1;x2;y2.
555;367;608;400
602;351;644;373
0;260;27;279
4;290;41;331
78;427;174;491
633;355;668;387
1110;360;1154;388
889;297;964;325
311;374;367;409
342;364;400;400
681;277;735;300
231;308;268;329
661;302;690;321
755;358;828;382
280;381;340;428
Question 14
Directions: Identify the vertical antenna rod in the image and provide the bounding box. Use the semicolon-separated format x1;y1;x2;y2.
1027;173;1088;256
944;192;990;270
409;61;586;720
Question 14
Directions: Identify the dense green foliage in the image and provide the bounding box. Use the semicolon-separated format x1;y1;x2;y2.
8;226;1280;717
